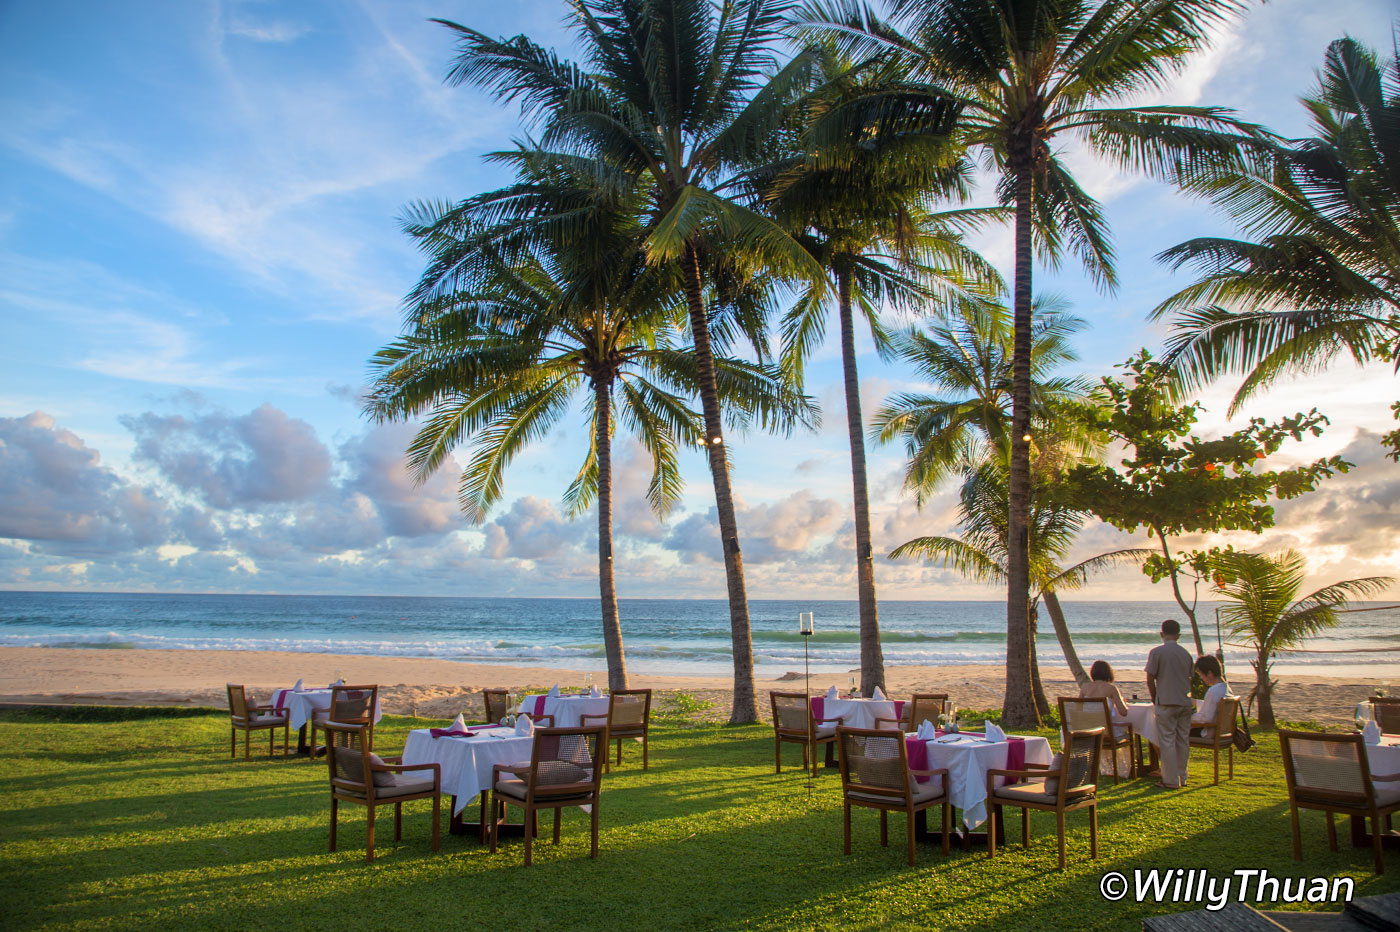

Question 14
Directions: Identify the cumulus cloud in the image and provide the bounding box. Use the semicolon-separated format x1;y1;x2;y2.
340;422;464;539
484;497;586;561
123;403;331;508
664;491;848;565
0;411;169;555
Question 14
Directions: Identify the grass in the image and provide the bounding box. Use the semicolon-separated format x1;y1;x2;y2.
0;709;1395;932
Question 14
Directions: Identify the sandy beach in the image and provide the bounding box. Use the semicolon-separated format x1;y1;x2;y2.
1;646;1392;726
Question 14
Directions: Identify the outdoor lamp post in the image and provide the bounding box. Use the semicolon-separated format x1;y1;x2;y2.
799;612;815;790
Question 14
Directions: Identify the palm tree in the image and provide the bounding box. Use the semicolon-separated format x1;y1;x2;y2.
760;52;999;695
366;182;811;692
1210;549;1392;729
872;297;1095;499
797;0;1269;725
434;0;829;722
1153;37;1400;416
889;460;1151;699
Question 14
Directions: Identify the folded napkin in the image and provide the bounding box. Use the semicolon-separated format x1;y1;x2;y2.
916;719;937;740
292;678;303;692
984;721;1006;743
448;713;467;732
547;684;561;699
1364;719;1382;745
590;685;602;698
429;727;474;738
515;714;535;737
826;685;838;700
872;686;886;701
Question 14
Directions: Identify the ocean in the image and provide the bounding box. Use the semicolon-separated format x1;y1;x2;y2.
0;591;1395;680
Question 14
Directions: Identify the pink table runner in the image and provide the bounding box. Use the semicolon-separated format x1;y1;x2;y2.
429;728;480;738
531;695;548;719
906;732;1026;784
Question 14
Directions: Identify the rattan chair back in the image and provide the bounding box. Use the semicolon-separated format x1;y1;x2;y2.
770;692;811;733
1061;728;1104;800
330;685;376;725
528;726;605;800
1060;697;1111;734
482;689;510;724
1281;731;1370;806
906;693;949;731
227;684;252;720
610;690;650;728
839;729;909;799
1371;697;1400;735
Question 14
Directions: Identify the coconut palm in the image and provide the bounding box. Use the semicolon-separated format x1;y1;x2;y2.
796;0;1270;725
889;460;1151;697
873;297;1095;500
760;52;1000;695
366;183;812;692
1154;37;1400;416
434;0;830;722
1210;549;1392;728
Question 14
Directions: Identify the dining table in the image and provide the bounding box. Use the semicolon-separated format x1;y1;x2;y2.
1351;734;1400;849
906;730;1055;835
269;686;384;753
516;693;612;728
401;725;538;840
1113;701;1159;777
810;696;906;731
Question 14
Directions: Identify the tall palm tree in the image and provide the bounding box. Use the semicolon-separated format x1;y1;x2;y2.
797;0;1269;725
761;52;999;695
1154;37;1400;415
366;185;811;691
1210;549;1392;728
435;0;829;722
889;460;1151;696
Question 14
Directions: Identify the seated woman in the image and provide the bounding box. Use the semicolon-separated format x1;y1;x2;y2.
1190;655;1234;739
1079;661;1129;718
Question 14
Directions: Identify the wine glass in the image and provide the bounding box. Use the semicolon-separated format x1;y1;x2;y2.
849;675;856;698
1355;701;1374;733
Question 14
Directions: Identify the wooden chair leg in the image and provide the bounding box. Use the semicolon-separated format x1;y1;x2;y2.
489;796;500;854
1090;804;1099;860
366;804;376;863
394;802;403;841
432;794;440;852
642;735;649;770
1022;807;1030;847
1109;739;1118;785
244;727;250;761
1290;804;1302;861
1326;812;1338;852
775;736;782;774
941;803;950;856
906;809;916;867
553;807;562;844
1056;810;1066;870
616;739;623;766
268;728;273;757
590;801;599;858
524;806;534;866
283;723;290;757
1373;814;1386;875
843;804;851;855
1213;746;1220;785
329;797;338;851
230;726;235;758
1228;745;1234;780
879;809;888;847
988;806;998;858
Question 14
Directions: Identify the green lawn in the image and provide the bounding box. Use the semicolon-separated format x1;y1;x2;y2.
0;708;1394;931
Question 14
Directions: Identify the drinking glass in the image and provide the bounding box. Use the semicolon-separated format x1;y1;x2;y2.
1356;701;1374;733
849;676;856;698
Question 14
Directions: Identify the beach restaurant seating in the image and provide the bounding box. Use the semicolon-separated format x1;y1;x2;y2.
311;684;378;760
1280;730;1400;874
1059;696;1135;783
1371;698;1400;735
987;727;1104;870
225;683;289;760
324;721;441;863
581;688;652;770
836;726;951;866
898;693;949;732
488;725;606;866
770;691;839;776
1189;696;1240;785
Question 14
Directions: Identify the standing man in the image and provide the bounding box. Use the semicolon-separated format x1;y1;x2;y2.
1146;619;1194;789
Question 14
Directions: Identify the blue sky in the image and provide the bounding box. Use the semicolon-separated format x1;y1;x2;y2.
1;0;1396;600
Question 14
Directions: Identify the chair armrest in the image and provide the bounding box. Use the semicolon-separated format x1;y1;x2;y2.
814;717;841;726
579;713;609;725
1372;771;1400;782
377;755;403;764
491;761;532;778
908;768;949;778
381;761;437;775
873;717;903;731
986;768;1053;781
531;714;555;727
248;703;281;712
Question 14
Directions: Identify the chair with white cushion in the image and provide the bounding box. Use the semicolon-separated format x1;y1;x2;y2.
325;722;440;863
225;683;289;760
836;726;951;866
987;727;1103;870
1280;730;1400;874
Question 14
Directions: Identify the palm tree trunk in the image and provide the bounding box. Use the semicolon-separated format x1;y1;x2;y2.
594;375;628;692
1029;605;1051;720
1151;524;1206;656
682;243;758;723
1254;651;1275;729
1003;163;1038;728
836;265;885;696
1042;589;1090;687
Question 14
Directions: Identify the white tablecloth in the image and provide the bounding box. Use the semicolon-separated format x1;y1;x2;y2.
819;697;899;730
402;727;535;815
920;734;1054;829
1118;703;1158;747
271;688;384;732
517;694;612;728
1366;735;1400;775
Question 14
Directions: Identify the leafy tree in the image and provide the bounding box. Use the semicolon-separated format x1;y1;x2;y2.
762;51;997;694
795;0;1269;725
1154;37;1400;419
890;459;1151;697
366;176;812;691
1058;353;1351;656
1210;548;1391;728
434;0;829;722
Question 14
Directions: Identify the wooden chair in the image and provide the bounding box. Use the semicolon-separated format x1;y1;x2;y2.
987;727;1104;870
581;689;652;770
1188;696;1239;785
836;726;951;866
226;684;289;760
1280;730;1400;874
478;689;510;725
1059;696;1135;783
1370;698;1400;735
897;693;949;732
324;722;441;863
488;725;606;866
311;684;378;760
770;691;839;775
